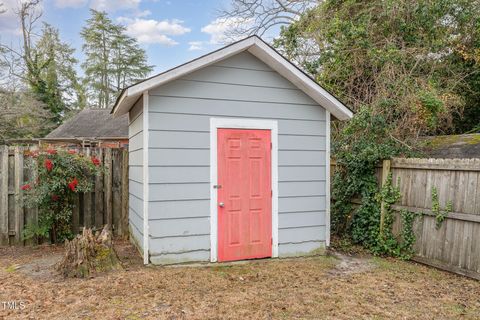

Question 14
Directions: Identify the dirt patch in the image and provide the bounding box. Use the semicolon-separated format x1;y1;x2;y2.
0;242;479;319
327;252;375;276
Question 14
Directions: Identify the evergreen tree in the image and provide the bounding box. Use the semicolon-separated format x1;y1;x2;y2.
35;24;85;118
81;10;117;109
111;29;152;91
81;9;152;108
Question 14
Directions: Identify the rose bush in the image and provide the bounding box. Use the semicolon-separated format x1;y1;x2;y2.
22;148;102;243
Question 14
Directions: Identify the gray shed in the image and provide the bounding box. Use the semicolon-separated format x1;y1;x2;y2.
112;36;353;265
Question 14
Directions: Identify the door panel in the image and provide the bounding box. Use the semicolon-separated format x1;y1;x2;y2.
217;129;272;262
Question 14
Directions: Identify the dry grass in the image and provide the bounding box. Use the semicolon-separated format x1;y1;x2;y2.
0;242;479;319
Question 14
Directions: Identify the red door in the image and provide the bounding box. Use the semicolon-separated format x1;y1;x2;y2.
217;129;272;262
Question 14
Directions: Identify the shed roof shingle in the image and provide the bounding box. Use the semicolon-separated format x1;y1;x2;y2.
46;108;128;139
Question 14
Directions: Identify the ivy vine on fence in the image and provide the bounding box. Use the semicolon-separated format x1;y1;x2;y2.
431;187;453;229
331;107;417;259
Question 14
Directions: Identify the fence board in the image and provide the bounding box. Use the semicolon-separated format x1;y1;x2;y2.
120;150;129;237
83;148;93;228
24;146;38;245
112;150;122;235
94;149;104;228
0;146;128;245
72;194;80;235
13;147;24;245
104;148;113;229
333;157;480;280
0;146;8;245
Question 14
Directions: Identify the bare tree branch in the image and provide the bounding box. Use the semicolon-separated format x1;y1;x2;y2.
218;0;317;41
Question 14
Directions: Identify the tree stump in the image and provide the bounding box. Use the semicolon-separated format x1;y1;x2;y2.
57;226;122;278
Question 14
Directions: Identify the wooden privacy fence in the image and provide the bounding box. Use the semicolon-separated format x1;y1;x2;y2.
0;146;129;245
390;158;480;280
332;158;480;280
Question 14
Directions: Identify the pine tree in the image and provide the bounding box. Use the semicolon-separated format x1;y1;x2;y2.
81;9;152;109
111;28;152;92
35;24;85;118
81;10;117;109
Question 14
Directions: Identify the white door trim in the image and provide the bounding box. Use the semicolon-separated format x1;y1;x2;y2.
209;117;279;262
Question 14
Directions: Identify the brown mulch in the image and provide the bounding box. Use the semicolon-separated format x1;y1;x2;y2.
0;241;479;319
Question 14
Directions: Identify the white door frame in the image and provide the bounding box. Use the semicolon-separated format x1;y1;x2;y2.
209;117;279;262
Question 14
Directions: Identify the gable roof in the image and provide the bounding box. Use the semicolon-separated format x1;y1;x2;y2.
111;35;353;121
45;108;128;140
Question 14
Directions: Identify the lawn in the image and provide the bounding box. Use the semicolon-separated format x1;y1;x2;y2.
0;241;479;319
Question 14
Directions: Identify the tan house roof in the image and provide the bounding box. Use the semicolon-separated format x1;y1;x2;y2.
46;109;128;140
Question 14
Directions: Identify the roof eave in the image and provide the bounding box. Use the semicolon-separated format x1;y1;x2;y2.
247;38;353;121
111;36;257;117
111;36;353;121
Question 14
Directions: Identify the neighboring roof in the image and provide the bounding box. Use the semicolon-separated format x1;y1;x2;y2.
111;35;354;121
45;108;128;140
421;134;480;158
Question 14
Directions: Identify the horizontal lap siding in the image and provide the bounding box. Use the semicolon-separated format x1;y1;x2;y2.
129;99;144;251
147;52;327;263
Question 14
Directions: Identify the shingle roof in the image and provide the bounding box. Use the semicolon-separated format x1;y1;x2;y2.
46;108;128;139
422;134;480;158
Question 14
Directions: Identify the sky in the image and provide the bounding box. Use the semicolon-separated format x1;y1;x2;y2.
0;0;259;75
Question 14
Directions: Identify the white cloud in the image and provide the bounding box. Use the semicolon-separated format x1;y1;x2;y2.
90;0;140;11
188;41;204;51
53;0;140;10
135;9;151;17
201;17;253;44
118;17;191;45
54;0;88;8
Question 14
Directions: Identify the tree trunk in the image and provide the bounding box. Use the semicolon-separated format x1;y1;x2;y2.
56;226;122;278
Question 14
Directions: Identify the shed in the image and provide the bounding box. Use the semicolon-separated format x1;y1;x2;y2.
112;36;353;265
43;108;129;148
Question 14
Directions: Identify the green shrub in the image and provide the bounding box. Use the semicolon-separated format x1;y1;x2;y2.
22;148;102;243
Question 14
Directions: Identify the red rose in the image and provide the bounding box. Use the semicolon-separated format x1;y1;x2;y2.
51;194;60;201
44;159;53;171
68;178;78;192
68;150;77;154
91;156;101;166
47;149;57;155
21;184;31;191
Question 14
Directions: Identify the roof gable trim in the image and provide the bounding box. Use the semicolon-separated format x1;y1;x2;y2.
112;36;353;121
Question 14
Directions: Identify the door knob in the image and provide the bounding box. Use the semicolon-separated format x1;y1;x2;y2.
219;202;225;207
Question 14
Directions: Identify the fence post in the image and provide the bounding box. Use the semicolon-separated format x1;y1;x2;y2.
0;146;8;245
379;159;391;236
